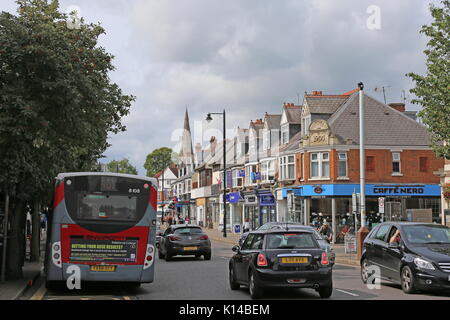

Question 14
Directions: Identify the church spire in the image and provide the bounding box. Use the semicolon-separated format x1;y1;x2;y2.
179;108;194;165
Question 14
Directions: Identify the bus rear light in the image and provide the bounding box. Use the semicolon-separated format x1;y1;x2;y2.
51;241;62;268
143;244;155;270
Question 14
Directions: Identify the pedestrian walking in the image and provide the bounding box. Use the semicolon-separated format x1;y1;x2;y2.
319;221;333;243
243;218;250;233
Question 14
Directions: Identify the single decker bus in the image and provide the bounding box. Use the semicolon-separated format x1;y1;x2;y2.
45;172;158;289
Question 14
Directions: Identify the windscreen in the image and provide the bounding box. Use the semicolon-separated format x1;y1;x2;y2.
173;227;203;235
267;233;318;249
64;175;151;233
403;225;450;244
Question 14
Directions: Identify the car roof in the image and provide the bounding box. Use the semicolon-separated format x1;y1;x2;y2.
170;224;202;229
250;229;314;235
377;222;445;228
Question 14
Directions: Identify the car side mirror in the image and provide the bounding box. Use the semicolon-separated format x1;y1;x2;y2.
388;242;399;249
232;245;240;253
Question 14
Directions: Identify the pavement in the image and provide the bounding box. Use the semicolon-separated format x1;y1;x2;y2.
0;236;46;300
202;228;361;267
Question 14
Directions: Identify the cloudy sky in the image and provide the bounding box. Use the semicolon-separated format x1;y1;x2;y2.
1;0;440;174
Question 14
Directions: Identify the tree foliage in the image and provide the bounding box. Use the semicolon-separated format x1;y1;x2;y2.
107;158;138;175
0;0;134;278
408;0;450;159
144;147;173;177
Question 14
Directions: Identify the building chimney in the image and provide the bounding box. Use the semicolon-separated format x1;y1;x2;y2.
311;91;323;96
388;103;406;112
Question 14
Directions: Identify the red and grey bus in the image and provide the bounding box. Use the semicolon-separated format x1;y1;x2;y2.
44;172;158;288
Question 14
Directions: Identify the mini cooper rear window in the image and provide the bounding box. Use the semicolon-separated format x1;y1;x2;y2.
267;233;318;249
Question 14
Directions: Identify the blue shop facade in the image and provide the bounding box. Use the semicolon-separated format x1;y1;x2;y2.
278;183;442;236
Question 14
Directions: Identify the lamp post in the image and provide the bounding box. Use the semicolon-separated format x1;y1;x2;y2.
206;110;227;237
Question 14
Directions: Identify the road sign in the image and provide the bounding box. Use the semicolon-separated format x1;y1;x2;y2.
378;197;385;214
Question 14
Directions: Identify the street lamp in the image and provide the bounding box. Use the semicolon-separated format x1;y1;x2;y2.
206;110;227;237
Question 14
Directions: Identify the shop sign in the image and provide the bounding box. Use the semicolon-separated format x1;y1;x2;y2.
259;194;275;206
245;195;258;205
226;192;242;203
373;185;425;195
238;170;245;177
314;186;323;194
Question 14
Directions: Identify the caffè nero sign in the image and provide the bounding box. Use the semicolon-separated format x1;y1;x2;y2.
372;185;425;195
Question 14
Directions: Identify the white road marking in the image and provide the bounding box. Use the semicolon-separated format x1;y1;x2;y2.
336;289;359;297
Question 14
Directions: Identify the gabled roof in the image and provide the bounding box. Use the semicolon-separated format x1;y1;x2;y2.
264;113;282;130
304;95;349;114
154;164;178;179
282;103;302;124
328;92;431;146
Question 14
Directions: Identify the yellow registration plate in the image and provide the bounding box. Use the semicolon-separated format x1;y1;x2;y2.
281;257;308;264
90;265;117;272
183;247;198;251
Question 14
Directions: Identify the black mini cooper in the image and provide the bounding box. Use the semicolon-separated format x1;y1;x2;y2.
229;229;333;299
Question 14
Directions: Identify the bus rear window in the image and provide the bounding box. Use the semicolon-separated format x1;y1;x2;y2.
77;194;138;222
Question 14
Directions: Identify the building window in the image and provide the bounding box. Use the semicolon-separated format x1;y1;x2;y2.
280;155;295;180
301;153;305;180
232;168;244;187
366;156;375;172
337;152;348;177
245;164;257;185
281;124;289;144
261;160;275;182
310;152;330;179
392;152;401;173
419;157;428;172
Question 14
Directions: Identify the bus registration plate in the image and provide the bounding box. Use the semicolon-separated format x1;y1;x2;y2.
90;265;117;272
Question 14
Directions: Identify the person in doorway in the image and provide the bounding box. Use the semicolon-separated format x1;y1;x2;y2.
319;221;333;243
243;218;250;233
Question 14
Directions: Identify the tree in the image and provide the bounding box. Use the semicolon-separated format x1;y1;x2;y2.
144;147;173;177
408;0;450;159
0;0;134;278
107;158;138;175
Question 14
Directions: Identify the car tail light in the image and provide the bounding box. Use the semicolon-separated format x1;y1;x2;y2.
321;252;329;266
257;253;268;267
169;236;181;241
199;235;209;240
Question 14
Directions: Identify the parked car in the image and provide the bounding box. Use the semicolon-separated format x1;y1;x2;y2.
158;224;211;261
239;222;335;265
229;229;333;299
361;222;450;293
156;229;163;248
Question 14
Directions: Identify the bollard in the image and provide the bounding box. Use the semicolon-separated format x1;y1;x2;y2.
356;226;370;260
